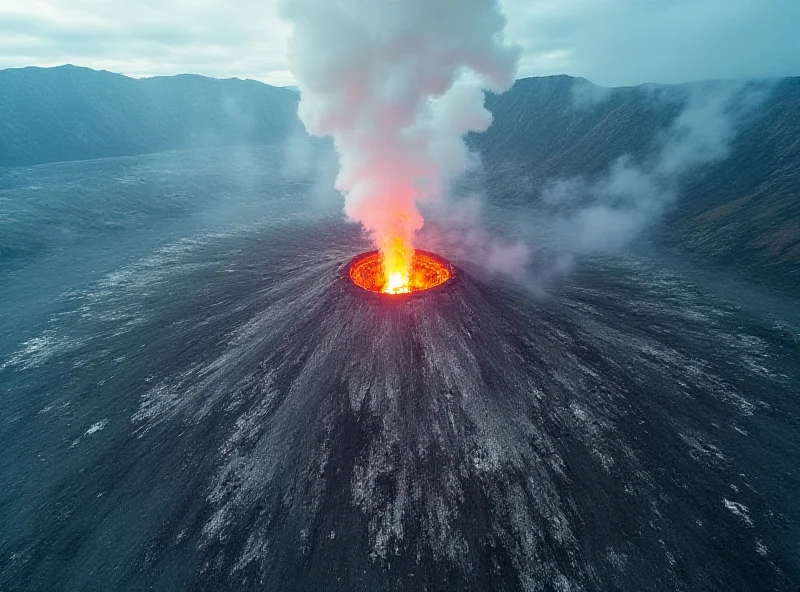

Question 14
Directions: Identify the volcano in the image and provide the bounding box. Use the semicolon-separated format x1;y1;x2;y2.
3;197;796;591
1;71;799;592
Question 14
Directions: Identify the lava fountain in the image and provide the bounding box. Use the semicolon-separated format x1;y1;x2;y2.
349;249;453;295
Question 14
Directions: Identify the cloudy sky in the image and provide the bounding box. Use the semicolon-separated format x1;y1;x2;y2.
1;0;798;87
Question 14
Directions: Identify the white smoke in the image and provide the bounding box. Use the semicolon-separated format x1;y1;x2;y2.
545;81;772;252
279;0;520;263
570;77;613;109
422;80;772;293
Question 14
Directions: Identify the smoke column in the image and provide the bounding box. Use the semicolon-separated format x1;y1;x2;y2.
279;0;520;290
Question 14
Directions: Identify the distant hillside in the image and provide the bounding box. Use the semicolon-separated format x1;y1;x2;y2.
0;65;301;166
470;75;800;289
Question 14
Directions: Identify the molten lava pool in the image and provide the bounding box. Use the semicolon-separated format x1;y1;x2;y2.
349;250;453;295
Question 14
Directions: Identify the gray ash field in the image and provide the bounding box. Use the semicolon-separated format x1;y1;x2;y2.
1;147;799;591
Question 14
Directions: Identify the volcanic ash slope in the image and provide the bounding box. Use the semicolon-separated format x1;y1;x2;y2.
132;249;786;591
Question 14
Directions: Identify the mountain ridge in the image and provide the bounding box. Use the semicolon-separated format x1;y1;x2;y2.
0;65;301;167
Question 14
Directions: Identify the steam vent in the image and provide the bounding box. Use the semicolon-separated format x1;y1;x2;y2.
349;250;453;295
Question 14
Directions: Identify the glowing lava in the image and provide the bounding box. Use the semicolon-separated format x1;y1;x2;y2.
379;236;415;294
349;250;453;295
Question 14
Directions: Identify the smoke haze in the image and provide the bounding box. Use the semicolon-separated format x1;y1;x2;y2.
418;79;775;294
543;80;773;252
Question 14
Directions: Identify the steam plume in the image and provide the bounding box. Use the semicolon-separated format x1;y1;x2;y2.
279;0;520;283
544;81;772;251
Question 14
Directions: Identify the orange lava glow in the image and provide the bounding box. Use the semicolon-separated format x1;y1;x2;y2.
349;250;453;295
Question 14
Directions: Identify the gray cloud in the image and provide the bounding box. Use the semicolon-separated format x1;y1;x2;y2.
1;0;798;86
0;0;293;83
503;0;800;85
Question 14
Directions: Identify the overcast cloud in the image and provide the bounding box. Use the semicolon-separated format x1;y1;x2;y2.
0;0;797;86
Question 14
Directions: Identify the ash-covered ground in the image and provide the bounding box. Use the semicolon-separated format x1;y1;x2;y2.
1;147;798;591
